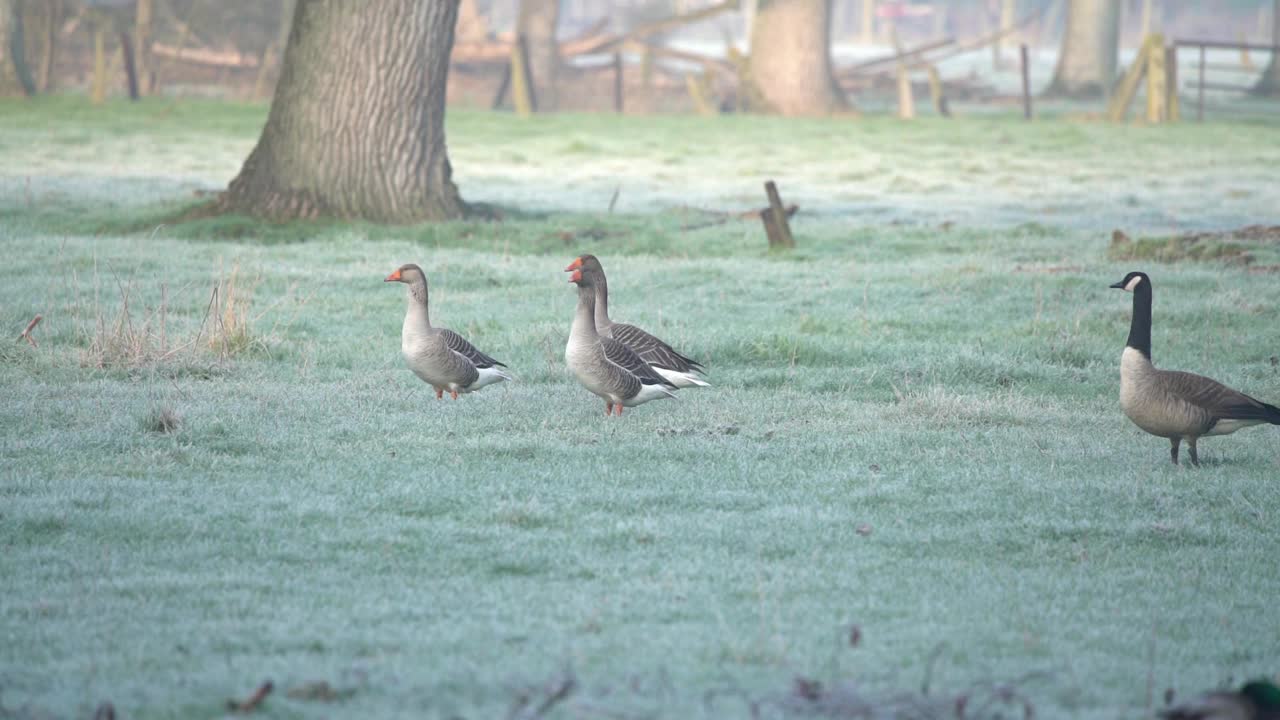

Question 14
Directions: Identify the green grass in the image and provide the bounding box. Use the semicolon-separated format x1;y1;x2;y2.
2;97;1280;719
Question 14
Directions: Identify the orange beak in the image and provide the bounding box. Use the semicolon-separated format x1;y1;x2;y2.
568;269;582;283
564;257;583;272
385;269;402;282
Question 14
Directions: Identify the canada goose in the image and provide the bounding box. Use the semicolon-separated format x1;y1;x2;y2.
565;261;677;416
386;264;511;399
564;254;708;388
1112;271;1280;465
1160;680;1280;720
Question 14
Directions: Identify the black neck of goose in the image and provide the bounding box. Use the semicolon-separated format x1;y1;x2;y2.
1126;282;1152;360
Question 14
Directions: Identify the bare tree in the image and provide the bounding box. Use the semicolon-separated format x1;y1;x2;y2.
0;0;35;96
1253;0;1280;96
1044;0;1121;98
219;0;463;222
748;0;846;115
517;0;559;110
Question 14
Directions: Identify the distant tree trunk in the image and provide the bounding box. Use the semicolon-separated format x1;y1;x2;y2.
517;0;559;110
1253;0;1280;96
220;0;464;222
748;0;846;115
1044;0;1121;98
134;0;153;94
0;0;35;96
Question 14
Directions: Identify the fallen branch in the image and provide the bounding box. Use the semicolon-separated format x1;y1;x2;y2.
17;314;42;348
227;680;273;713
151;42;259;68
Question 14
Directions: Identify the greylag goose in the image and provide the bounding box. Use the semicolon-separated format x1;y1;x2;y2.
386;264;511;399
565;261;677;415
1112;271;1279;465
564;254;708;388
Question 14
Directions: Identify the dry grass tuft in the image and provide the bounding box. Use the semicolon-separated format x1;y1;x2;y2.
78;259;301;368
142;406;182;434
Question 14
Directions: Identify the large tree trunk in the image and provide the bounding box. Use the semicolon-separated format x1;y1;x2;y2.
1044;0;1121;98
748;0;845;115
220;0;463;222
517;0;559;110
1253;0;1280;96
0;0;35;97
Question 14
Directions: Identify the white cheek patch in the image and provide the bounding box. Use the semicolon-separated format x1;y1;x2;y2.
1124;275;1143;292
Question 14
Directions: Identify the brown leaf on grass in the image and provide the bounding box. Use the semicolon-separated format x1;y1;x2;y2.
227;681;273;713
848;625;862;647
792;676;824;702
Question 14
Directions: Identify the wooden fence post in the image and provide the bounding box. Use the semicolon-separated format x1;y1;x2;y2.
1196;44;1205;122
926;65;949;116
1145;33;1165;123
1019;43;1032;119
511;34;537;116
896;66;915;119
761;181;795;250
1165;45;1179;121
613;52;623;112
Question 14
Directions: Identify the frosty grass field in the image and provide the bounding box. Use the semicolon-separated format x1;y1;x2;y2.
2;97;1279;718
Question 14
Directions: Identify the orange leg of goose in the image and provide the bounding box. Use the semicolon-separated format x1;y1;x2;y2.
605;402;614;416
614;404;623;416
449;390;459;400
435;388;444;400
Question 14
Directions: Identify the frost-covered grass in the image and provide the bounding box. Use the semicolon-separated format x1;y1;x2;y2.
2;98;1279;719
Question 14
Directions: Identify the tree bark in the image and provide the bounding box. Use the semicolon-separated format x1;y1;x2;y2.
748;0;846;115
220;0;464;222
517;0;559;110
1044;0;1121;98
0;0;35;96
1253;0;1280;96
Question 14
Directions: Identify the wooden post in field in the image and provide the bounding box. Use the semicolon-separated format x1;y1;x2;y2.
491;62;512;110
1145;33;1165;122
896;66;914;119
1196;44;1205;122
90;25;107;105
613;51;623;112
761;181;795;250
926;65;949;116
119;31;139;100
685;72;715;116
1165;45;1179;121
1019;43;1032;119
1107;34;1153;122
134;0;154;94
510;34;536;116
38;0;61;93
860;0;875;44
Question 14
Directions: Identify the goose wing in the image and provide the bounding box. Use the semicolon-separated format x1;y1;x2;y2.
439;328;506;370
1161;370;1278;422
609;322;705;374
601;336;676;388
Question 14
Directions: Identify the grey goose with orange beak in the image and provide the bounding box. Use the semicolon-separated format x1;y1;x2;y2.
565;261;677;416
564;254;708;389
1112;271;1279;465
386;264;511;399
